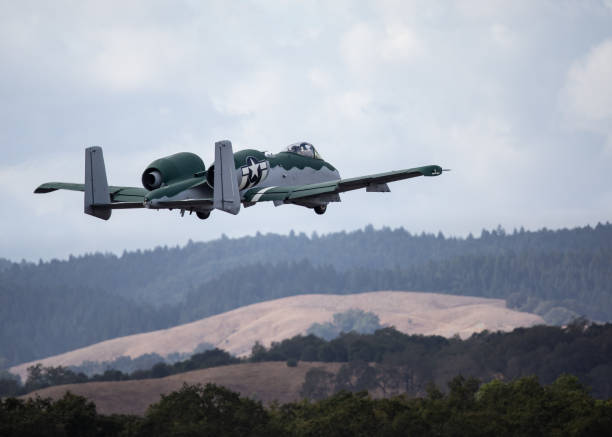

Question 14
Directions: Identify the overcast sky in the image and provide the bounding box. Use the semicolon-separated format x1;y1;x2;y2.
1;0;612;261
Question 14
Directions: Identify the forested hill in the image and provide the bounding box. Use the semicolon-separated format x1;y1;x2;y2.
7;223;612;306
1;222;611;368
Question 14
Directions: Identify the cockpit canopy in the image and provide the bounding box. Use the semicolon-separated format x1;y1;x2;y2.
284;142;322;160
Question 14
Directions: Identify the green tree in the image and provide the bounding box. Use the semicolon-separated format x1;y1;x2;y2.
48;392;98;437
139;383;270;436
301;368;335;400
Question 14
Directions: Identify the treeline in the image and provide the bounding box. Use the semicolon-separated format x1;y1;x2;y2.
2;377;612;436
68;341;213;376
0;349;239;397
61;309;378;378
2;223;612;367
8;223;612;306
253;321;612;399
5;322;612;400
0;310;383;397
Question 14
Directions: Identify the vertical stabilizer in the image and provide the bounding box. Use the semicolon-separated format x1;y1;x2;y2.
213;140;241;215
84;146;112;220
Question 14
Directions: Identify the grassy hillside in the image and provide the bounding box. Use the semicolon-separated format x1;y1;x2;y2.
1;222;611;367
23;362;343;415
10;291;543;379
18;322;612;412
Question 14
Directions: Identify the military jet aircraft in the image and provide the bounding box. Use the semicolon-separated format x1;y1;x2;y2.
35;141;445;220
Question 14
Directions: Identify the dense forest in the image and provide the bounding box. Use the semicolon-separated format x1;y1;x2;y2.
256;321;612;400
2;377;611;436
1;222;611;367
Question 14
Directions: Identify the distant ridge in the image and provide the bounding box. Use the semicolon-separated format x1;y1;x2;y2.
11;291;543;380
3;223;610;368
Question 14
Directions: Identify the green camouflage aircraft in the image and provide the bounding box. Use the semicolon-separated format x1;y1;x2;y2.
35;141;445;220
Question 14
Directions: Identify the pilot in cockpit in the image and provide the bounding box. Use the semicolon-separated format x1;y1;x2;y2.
285;142;322;160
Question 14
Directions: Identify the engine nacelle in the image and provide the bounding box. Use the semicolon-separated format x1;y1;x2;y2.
141;152;206;190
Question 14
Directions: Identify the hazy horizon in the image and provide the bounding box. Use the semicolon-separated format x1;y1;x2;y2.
3;219;609;264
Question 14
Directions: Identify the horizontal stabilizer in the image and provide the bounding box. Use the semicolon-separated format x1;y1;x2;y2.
34;182;84;193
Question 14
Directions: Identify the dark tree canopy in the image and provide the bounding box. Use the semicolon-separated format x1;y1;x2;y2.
2;377;611;436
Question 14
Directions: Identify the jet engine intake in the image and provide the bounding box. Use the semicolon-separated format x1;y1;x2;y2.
206;164;215;187
142;169;163;190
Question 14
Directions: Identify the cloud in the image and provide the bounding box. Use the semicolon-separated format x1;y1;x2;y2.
2;2;612;260
87;28;191;92
454;0;530;20
565;39;612;122
380;25;424;62
490;24;518;50
328;91;373;121
210;66;286;116
340;22;423;75
308;68;333;90
563;38;612;151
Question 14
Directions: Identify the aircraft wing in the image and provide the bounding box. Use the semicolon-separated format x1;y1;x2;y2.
34;182;147;208
243;164;443;203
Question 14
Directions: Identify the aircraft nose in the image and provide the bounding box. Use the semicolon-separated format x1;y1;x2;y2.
428;165;443;176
